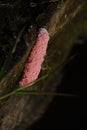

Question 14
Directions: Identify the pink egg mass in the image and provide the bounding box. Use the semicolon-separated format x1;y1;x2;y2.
19;28;50;87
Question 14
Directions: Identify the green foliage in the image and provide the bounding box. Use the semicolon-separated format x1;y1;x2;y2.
0;54;77;102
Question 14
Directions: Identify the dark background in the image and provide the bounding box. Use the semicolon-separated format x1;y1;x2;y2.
0;1;87;130
27;36;87;130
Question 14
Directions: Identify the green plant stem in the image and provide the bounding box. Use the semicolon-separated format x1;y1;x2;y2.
0;55;77;101
0;74;48;101
14;74;48;92
16;91;78;97
0;91;15;100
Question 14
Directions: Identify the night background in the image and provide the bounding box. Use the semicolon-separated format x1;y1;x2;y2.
0;0;87;130
28;36;86;130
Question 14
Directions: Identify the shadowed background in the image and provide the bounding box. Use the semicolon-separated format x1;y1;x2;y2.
0;0;86;130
